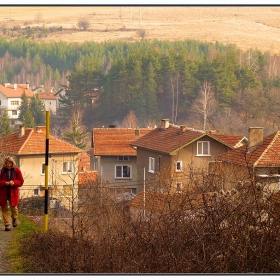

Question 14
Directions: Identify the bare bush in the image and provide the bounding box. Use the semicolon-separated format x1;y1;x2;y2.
17;165;280;273
77;18;91;31
137;29;147;39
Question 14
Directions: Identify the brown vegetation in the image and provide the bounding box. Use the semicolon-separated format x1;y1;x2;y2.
0;6;280;54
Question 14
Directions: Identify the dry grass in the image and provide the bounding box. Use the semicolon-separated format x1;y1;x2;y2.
0;6;280;54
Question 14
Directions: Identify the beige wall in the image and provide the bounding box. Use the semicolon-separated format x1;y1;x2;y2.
136;136;232;193
17;153;79;209
98;155;138;193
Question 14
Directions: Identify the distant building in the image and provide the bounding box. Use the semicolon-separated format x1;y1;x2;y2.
0;83;34;126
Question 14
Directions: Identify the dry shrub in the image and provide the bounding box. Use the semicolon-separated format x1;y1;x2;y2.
18;171;280;273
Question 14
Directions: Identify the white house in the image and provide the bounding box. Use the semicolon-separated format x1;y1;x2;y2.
0;83;34;126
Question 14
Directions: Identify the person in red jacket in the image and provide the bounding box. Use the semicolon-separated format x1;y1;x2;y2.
0;156;24;231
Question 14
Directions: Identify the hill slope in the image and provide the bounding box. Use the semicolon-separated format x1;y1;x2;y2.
0;6;280;54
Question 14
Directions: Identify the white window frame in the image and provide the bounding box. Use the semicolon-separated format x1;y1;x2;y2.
115;165;131;179
175;161;183;172
149;157;155;173
11;100;19;106
62;161;74;173
197;141;210;156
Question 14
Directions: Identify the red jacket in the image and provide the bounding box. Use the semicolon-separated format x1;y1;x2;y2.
0;167;24;208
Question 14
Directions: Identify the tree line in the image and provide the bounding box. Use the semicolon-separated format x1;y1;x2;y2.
1;36;280;134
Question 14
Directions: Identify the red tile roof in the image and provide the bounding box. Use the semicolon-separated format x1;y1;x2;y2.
216;131;280;167
131;124;246;155
0;84;34;98
0;127;81;155
93;128;154;156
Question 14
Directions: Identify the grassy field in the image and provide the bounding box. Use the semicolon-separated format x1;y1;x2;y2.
0;6;279;54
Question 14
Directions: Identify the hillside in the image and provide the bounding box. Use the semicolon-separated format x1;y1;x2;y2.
0;6;280;54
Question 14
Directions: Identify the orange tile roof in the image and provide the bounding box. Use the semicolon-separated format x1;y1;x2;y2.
216;131;280;167
0;84;34;98
207;132;247;148
39;92;57;100
78;171;98;186
93;128;154;156
0;127;81;155
131;125;246;155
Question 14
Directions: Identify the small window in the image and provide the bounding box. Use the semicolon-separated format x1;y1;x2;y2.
34;189;39;196
197;141;210;156
12;110;17;115
115;165;131;178
176;182;183;193
63;161;73;173
176;161;183;172
118;156;129;161
149;157;155;173
63;185;71;197
41;163;45;174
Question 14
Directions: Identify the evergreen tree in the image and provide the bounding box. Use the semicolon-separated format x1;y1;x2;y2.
30;93;46;125
63;120;87;149
19;92;30;122
23;108;35;128
0;109;13;137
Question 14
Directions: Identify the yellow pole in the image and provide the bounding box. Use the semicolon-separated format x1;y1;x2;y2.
44;111;50;232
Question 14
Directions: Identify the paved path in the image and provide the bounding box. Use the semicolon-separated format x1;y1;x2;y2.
0;214;14;274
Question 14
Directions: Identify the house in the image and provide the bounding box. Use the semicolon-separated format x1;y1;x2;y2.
210;127;280;196
32;85;56;94
39;91;57;115
131;119;247;193
91;126;154;195
0;125;82;209
0;83;34;126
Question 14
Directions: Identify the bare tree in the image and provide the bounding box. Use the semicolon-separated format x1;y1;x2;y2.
77;18;91;31
192;80;217;131
121;110;139;128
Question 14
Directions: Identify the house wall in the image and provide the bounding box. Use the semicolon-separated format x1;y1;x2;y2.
17;153;79;209
42;99;57;114
136;135;231;193
99;155;138;194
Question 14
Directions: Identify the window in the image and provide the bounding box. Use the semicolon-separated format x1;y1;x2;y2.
118;156;129;161
34;189;39;196
63;185;72;197
149;157;155;173
176;161;183;172
12;110;17;115
11;101;19;106
197;141;210;156
41;163;45;174
63;161;74;173
115;165;131;178
176;182;183;193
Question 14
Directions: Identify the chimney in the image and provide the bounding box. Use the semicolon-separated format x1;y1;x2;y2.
19;125;25;137
161;119;169;129
26;82;29;89
13;83;17;90
135;129;140;140
248;127;263;150
180;125;187;133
